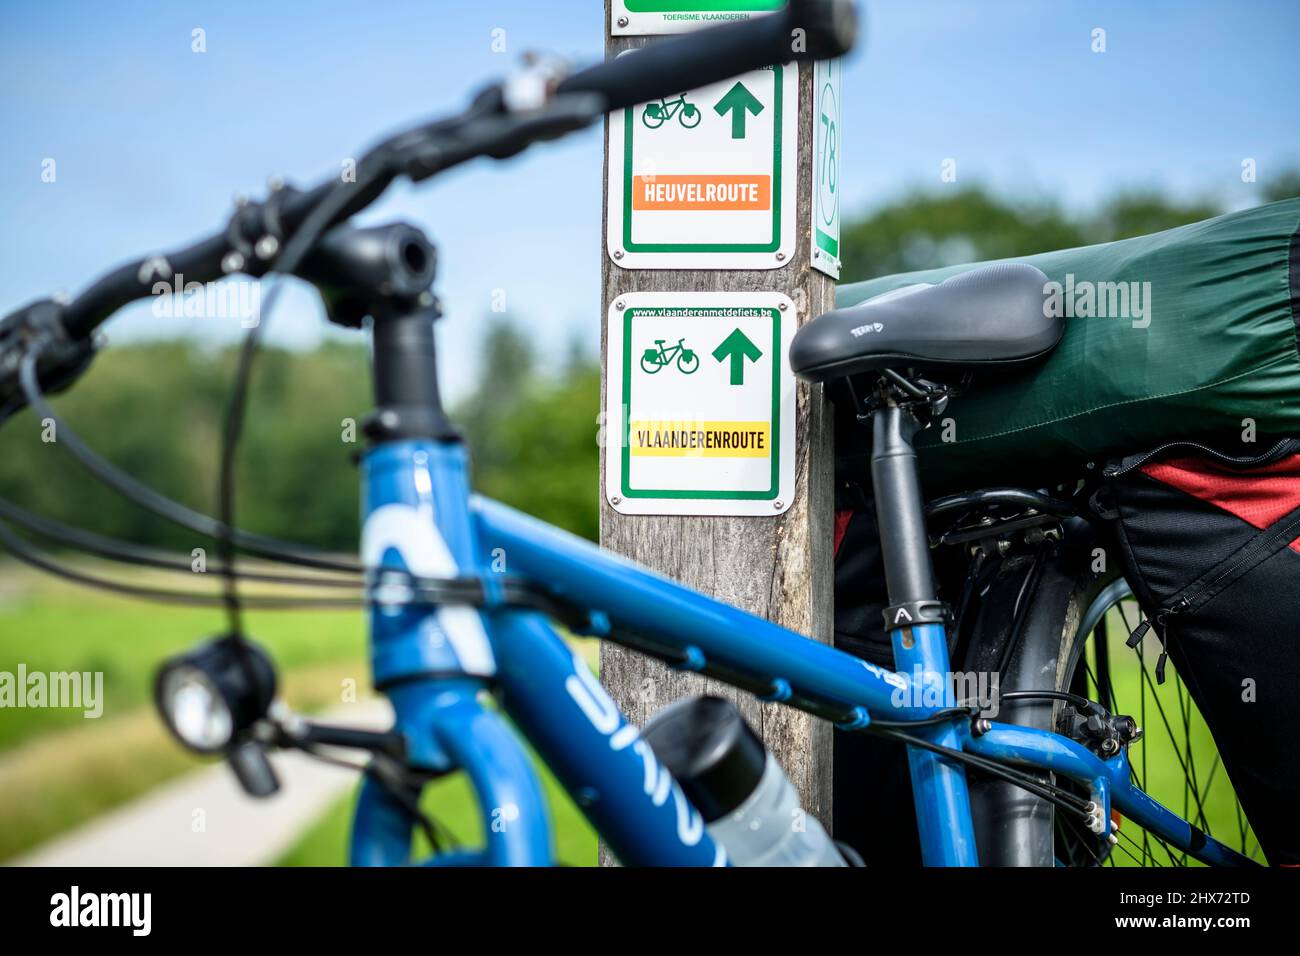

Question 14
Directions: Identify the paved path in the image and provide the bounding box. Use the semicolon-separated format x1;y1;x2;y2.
10;699;392;867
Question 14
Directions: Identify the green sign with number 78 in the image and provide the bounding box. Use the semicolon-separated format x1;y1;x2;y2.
811;59;842;278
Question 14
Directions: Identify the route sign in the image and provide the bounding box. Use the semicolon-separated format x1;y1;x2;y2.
607;61;798;270
605;291;796;516
611;1;788;36
811;59;842;278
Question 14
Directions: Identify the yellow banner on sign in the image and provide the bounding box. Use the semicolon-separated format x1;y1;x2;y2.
629;420;770;458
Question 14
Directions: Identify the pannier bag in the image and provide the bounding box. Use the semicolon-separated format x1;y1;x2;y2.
834;199;1300;493
1097;437;1300;865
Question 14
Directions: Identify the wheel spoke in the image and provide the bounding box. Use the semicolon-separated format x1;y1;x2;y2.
1054;589;1252;867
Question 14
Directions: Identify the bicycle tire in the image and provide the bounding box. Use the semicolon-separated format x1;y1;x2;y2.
959;517;1113;866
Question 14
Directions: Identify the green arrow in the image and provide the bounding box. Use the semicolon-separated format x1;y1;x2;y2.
712;328;763;385
713;82;764;139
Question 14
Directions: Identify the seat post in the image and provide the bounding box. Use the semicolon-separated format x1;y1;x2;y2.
869;402;936;609
869;399;979;865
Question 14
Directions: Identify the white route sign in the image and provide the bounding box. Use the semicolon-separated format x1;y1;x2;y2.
607;59;797;270
611;1;787;36
605;292;796;516
811;59;842;278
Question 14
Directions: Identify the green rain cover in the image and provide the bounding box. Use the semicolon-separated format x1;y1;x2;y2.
833;199;1300;492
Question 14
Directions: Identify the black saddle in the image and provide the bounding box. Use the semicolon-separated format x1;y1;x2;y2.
790;263;1062;383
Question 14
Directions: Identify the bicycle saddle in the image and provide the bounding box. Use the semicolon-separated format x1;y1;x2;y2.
789;262;1061;383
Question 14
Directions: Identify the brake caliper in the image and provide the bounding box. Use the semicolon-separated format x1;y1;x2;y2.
1056;703;1143;758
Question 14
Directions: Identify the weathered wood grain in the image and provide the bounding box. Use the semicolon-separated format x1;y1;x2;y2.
597;3;836;865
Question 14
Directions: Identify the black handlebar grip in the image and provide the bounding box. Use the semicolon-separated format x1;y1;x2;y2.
557;0;857;113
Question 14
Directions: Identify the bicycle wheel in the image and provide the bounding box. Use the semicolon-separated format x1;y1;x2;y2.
679;104;701;129
640;353;664;374
677;350;699;374
960;523;1263;866
1052;580;1265;866
642;105;666;130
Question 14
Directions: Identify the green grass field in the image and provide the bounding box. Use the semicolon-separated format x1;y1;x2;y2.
0;561;368;750
0;562;596;864
0;561;372;860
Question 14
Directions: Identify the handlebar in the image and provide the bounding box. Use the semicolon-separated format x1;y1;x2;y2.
558;0;857;112
0;0;857;421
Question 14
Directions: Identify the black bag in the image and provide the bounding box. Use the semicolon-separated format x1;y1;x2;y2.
1098;437;1300;865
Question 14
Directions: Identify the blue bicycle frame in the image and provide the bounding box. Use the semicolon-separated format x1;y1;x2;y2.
350;437;1252;867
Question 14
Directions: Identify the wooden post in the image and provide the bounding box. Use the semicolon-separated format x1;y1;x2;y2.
598;6;837;864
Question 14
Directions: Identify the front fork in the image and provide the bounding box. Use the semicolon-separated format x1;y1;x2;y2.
351;439;552;866
350;677;551;866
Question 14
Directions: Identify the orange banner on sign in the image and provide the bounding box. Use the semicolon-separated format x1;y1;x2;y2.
632;175;771;211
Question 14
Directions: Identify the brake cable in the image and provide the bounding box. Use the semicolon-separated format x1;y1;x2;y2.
0;491;597;629
0;519;358;609
868;724;1095;822
214;160;391;641
0;494;360;588
15;348;363;574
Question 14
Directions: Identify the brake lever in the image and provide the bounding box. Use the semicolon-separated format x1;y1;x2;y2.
395;86;605;182
0;299;97;426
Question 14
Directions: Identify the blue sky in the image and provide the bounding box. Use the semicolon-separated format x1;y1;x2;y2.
2;0;1297;400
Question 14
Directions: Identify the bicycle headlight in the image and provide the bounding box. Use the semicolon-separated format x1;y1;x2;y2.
155;636;276;754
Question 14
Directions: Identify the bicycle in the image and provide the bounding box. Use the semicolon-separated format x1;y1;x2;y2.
0;1;1262;867
639;337;700;375
642;94;702;130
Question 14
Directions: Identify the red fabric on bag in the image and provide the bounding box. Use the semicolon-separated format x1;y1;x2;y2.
1142;453;1300;553
833;509;854;558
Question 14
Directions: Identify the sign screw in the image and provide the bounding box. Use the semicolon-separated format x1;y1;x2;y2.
616;16;629;27
615;299;626;311
611;496;622;506
613;250;624;260
774;500;783;510
775;252;786;262
778;302;788;312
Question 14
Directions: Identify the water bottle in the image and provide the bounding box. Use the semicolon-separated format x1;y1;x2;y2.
641;695;846;866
